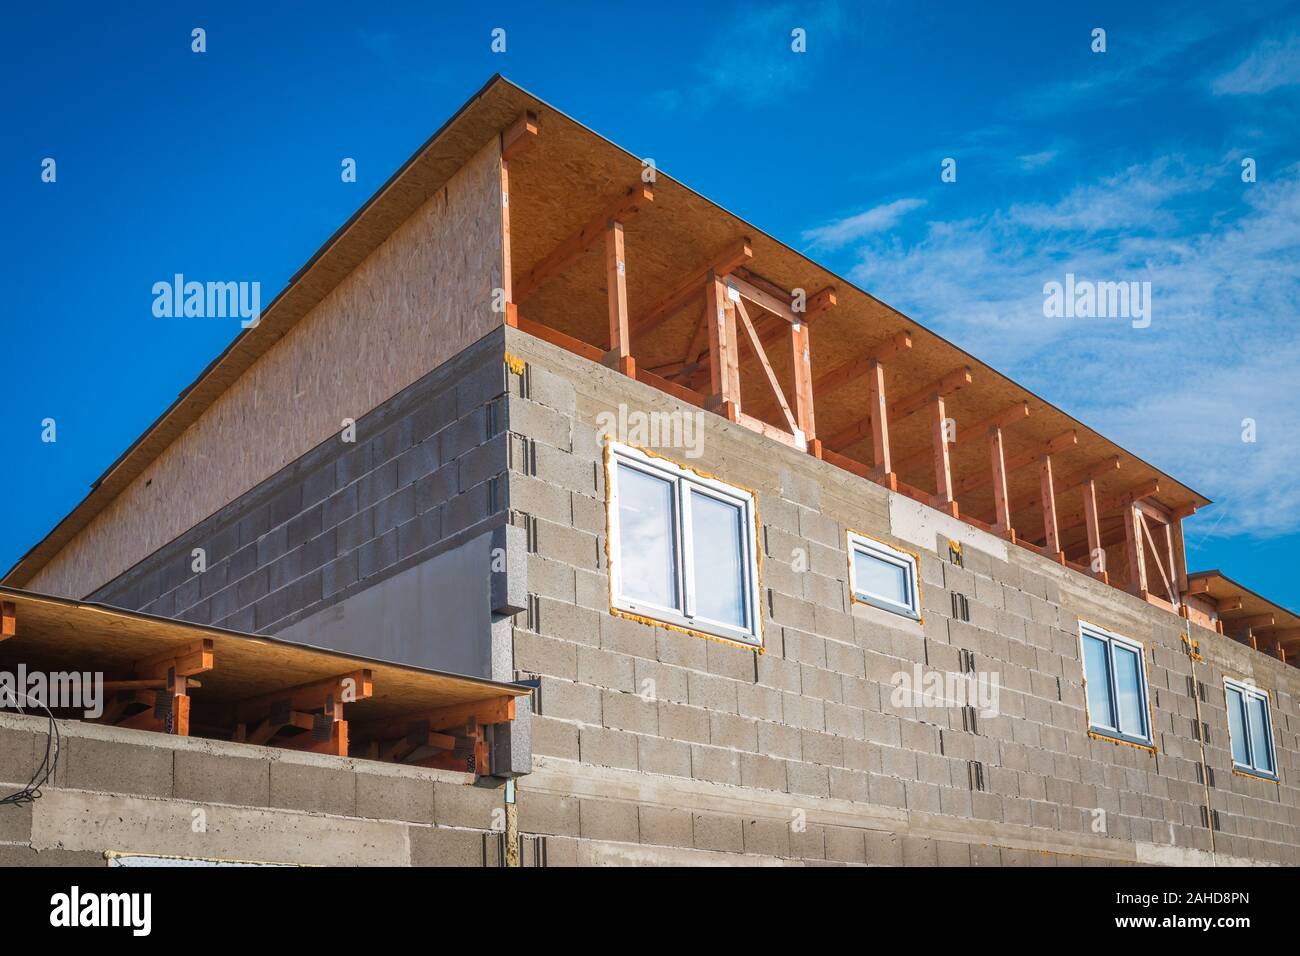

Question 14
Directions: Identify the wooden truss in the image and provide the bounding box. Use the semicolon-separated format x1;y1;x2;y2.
494;111;1225;636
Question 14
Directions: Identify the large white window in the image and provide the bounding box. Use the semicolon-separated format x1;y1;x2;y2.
1224;679;1277;779
847;531;920;620
606;443;761;646
1079;623;1152;747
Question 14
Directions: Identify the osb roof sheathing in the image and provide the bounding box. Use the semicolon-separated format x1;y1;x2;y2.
6;75;1210;587
0;586;531;729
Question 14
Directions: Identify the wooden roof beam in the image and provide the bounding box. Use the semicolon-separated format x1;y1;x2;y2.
813;330;912;396
1231;613;1276;630
956;428;1075;495
824;366;971;453
890;367;973;422
631;238;753;338
725;271;837;325
501;110;540;161
233;669;374;724
893;402;1030;476
514;183;654;303
1054;477;1159;534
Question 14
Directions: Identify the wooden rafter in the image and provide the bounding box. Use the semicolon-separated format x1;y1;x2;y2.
631;238;752;338
725;272;836;325
825;367;972;452
813;331;912;396
514;184;654;303
232;670;372;757
892;401;1029;476
501;110;539;161
957;429;1076;496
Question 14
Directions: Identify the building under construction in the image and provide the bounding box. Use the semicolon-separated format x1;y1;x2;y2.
1;76;1297;866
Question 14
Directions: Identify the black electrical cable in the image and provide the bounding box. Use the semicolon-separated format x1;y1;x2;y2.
0;692;61;807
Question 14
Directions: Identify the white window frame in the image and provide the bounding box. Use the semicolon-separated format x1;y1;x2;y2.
1223;678;1278;780
846;531;921;620
1078;622;1153;747
606;442;762;647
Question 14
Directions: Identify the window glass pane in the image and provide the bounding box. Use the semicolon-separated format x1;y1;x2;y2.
1112;644;1146;738
1247;695;1273;773
689;491;746;628
1082;635;1114;730
1226;688;1250;766
853;549;910;607
616;465;678;610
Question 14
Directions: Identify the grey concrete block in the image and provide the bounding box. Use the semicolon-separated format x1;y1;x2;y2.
64;735;173;799
173;750;270;807
580;797;639;842
517;789;579;837
356;772;436;824
410;826;485;867
269;760;356;816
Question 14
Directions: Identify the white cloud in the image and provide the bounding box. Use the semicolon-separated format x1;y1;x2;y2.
1211;31;1300;95
840;159;1300;538
801;198;926;249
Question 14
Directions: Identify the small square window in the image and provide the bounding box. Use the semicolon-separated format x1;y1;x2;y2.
1079;623;1152;747
1224;679;1277;779
606;443;761;646
847;532;920;620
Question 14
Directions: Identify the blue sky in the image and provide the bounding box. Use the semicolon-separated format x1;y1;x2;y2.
2;1;1298;606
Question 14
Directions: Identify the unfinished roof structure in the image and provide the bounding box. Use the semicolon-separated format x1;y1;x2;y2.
0;588;528;773
6;76;1213;617
1184;571;1300;663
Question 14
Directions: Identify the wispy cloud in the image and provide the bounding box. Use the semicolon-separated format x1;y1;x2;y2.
1020;17;1224;116
834;158;1300;538
1211;30;1300;95
802;197;925;249
1016;149;1060;171
652;1;850;110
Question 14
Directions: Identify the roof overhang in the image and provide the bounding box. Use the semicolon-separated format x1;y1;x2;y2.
0;587;531;775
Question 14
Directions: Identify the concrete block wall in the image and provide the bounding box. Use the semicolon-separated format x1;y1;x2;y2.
501;325;1300;866
90;329;511;649
0;712;517;866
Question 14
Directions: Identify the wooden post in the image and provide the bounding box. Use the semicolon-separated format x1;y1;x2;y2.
1170;511;1190;597
0;602;14;641
1124;500;1148;597
603;220;634;376
931;395;957;515
988;426;1014;540
1039;454;1062;561
1081;477;1106;582
867;359;893;482
705;271;740;420
790;319;817;454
